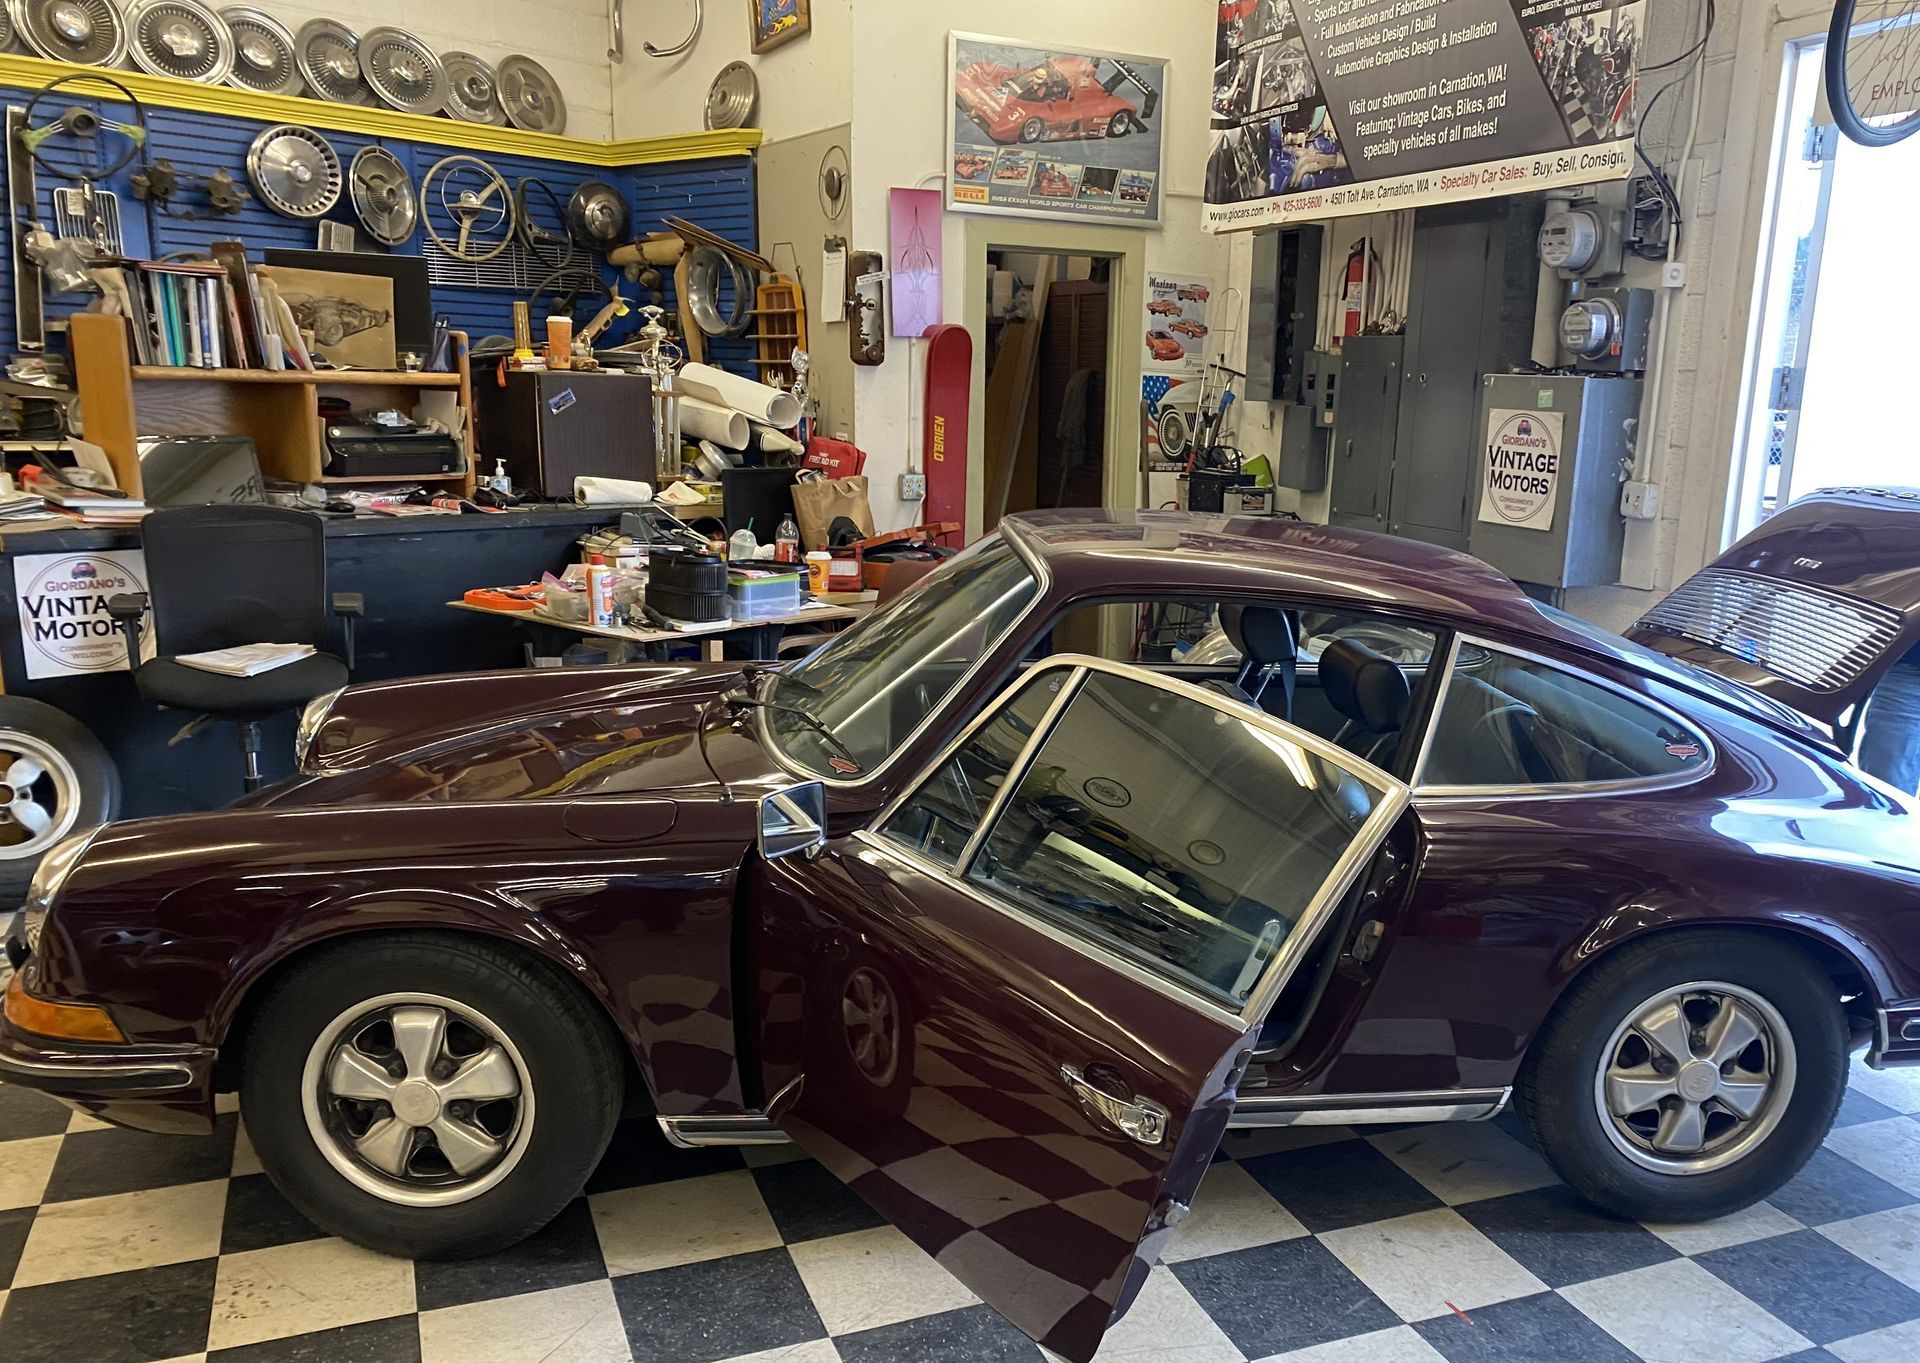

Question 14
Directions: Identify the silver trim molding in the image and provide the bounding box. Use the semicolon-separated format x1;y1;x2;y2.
657;1114;792;1149
1229;1088;1511;1128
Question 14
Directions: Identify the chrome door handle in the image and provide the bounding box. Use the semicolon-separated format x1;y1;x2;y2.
1062;1063;1169;1146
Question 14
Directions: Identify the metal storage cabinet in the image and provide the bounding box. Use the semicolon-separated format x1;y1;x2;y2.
1328;335;1403;533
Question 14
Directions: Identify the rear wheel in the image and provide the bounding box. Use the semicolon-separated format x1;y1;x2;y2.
1518;931;1847;1223
241;934;623;1259
1108;112;1132;137
1019;117;1046;143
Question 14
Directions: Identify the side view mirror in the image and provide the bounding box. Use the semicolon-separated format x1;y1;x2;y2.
760;782;828;861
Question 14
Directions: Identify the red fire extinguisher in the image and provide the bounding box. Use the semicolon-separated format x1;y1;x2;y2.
1342;238;1379;339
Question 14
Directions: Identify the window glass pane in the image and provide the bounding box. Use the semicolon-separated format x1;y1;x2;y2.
1424;651;1712;787
968;672;1381;1007
878;673;1068;865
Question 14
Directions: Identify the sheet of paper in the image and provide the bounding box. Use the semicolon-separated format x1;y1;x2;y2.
820;243;848;325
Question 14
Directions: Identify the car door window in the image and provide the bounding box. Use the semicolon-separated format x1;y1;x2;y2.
964;670;1389;1009
1423;648;1713;789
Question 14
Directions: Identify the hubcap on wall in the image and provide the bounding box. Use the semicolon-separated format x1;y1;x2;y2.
301;993;535;1206
1594;980;1796;1175
0;734;80;856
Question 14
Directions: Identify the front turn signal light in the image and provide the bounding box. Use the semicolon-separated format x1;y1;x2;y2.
4;970;126;1044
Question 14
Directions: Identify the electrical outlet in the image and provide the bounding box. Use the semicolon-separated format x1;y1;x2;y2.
1661;261;1688;289
899;471;927;501
1621;480;1662;520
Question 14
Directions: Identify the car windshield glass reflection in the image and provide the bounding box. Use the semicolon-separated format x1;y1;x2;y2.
766;537;1039;779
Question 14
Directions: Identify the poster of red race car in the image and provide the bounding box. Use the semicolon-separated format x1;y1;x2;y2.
948;32;1168;226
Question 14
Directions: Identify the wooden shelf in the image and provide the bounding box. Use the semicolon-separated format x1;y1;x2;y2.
129;367;462;388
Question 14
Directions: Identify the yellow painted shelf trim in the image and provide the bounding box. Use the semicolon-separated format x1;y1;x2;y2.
0;53;760;166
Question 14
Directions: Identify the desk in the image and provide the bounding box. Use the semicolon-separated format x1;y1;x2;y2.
449;600;863;662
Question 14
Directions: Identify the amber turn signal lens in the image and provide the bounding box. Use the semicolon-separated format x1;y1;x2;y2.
4;970;126;1044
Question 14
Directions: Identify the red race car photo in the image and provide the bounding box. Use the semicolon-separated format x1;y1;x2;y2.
955;52;1159;145
953;153;993;180
1147;329;1186;362
1036;165;1078;197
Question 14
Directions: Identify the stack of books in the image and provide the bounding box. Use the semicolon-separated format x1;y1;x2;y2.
38;485;149;525
91;242;314;373
176;643;316;676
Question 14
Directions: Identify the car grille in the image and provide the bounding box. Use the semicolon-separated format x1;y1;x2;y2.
1637;568;1904;692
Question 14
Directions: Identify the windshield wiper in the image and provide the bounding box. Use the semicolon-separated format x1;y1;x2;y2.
725;691;863;774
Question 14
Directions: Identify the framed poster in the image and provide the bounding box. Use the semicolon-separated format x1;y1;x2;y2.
1205;0;1641;232
751;0;809;54
947;32;1168;227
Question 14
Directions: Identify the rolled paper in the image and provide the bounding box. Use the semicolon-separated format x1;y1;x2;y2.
679;396;751;449
676;363;802;430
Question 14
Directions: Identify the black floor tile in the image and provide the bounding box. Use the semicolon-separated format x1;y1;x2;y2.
0;1086;70;1141
1697;1228;1920;1345
584;1116;744;1194
208;1315;423;1362
0;1204;34;1288
1768;1352;1845;1363
42;1111;238;1203
218;1174;324;1255
612;1245;826;1363
1457;1185;1678;1288
1416;1291;1641;1363
1170;1235;1400;1358
0;1257;217;1363
1236;1137;1444;1233
834;1304;1046;1362
1833;1088;1901;1128
1767;1147;1918;1227
751;1158;887;1244
413;1198;605;1312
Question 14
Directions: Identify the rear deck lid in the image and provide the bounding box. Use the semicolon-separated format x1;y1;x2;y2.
1628;488;1920;735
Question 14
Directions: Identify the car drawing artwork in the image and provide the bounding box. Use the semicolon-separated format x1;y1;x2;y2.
1146;329;1187;362
955;53;1157;145
1149;299;1183;316
10;498;1920;1361
1171;319;1210;339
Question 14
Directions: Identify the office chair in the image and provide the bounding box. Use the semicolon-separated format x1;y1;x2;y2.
108;505;363;792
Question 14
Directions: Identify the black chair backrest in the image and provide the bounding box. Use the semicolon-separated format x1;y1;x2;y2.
142;505;329;655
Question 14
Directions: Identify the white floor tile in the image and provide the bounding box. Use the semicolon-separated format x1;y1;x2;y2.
1082;1266;1244;1363
419;1278;630;1363
1830;1317;1920;1363
230;1119;263;1178
1560;1258;1811;1363
1818;1202;1920;1292
208;1236;414;1351
1845;1061;1920;1115
1642;1200;1802;1255
12;1178;227;1286
0;1134;60;1211
1823;1116;1920;1197
1318;1208;1546;1322
712;1342;844;1363
787;1225;977;1335
1367;1123;1559;1206
63;1109;113;1133
1162;1160;1309;1263
1253;1324;1449;1363
591;1169;782;1276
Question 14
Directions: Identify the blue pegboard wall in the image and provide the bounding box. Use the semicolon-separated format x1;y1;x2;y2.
0;84;757;374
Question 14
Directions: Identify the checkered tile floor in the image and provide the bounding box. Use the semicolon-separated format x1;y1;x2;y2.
4;1065;1920;1363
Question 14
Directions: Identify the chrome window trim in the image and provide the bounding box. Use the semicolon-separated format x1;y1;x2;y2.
1412;632;1720;802
862;654;1412;1031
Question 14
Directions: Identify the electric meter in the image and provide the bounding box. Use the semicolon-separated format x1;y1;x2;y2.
1560;297;1619;359
1540;207;1604;274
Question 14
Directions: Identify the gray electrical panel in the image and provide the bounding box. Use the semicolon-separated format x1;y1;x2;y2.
1468;373;1643;589
1246;226;1324;405
1327;335;1403;532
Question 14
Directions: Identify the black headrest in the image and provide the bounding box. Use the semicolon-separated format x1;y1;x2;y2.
1222;605;1298;666
1320;639;1411;734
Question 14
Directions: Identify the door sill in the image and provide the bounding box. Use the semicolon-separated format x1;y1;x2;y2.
657;1114;791;1148
1229;1088;1510;1128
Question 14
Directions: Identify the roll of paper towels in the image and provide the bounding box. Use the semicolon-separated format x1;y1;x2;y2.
679;396;750;450
676;364;802;430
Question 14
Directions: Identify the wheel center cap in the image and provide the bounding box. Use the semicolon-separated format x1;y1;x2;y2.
1677;1060;1719;1102
391;1079;442;1125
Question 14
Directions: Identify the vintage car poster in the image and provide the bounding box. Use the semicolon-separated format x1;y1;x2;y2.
1206;0;1641;231
948;33;1169;226
13;551;152;680
1143;273;1214;375
1478;407;1564;532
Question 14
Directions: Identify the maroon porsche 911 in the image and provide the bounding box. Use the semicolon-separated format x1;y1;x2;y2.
6;497;1920;1362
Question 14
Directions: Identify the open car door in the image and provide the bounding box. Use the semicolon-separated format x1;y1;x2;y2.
753;657;1410;1362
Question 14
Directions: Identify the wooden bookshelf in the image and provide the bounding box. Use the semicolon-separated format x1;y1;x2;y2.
72;312;477;498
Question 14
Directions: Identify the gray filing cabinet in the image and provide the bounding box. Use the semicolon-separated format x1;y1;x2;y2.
1327;335;1403;532
1468;373;1643;589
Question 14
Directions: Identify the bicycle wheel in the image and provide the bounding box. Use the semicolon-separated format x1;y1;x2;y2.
1827;0;1920;147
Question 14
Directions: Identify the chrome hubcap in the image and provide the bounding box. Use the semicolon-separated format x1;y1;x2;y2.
1595;981;1795;1175
302;995;534;1207
842;969;899;1086
0;734;80;856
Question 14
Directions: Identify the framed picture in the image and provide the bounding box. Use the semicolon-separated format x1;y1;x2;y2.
750;0;810;54
947;32;1169;227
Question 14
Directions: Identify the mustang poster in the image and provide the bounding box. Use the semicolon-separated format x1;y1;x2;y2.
948;33;1169;226
1206;0;1642;231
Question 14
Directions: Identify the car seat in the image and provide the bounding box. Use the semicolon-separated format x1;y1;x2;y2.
1206;605;1299;720
1319;639;1411;767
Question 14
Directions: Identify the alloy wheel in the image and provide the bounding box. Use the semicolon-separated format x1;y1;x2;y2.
0;732;80;857
301;993;536;1206
841;967;900;1087
1593;980;1796;1175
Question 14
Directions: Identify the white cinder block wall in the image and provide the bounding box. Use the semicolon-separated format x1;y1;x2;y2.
234;1;616;138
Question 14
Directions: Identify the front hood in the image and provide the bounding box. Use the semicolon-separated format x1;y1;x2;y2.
267;663;784;805
1630;488;1920;734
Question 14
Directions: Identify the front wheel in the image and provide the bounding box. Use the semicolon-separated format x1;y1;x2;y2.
1019;117;1046;143
1518;930;1847;1223
1108;112;1132;137
241;933;623;1259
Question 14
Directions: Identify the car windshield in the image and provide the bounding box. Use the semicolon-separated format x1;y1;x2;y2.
765;536;1040;779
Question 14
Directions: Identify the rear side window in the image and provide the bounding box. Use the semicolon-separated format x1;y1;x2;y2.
1423;650;1711;789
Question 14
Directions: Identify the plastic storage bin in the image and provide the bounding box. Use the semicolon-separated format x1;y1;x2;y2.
729;567;805;621
650;550;730;623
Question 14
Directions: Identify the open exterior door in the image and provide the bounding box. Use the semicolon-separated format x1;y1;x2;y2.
754;657;1409;1362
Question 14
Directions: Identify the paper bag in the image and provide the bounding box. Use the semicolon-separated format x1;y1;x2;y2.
792;476;875;550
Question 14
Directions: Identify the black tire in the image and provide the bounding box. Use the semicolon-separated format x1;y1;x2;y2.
1826;0;1920;149
1108;112;1131;137
0;696;120;899
1518;930;1847;1223
241;933;623;1260
1019;117;1046;144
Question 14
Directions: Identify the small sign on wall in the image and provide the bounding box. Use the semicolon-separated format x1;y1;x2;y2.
12;551;151;680
1478;408;1564;534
